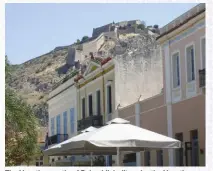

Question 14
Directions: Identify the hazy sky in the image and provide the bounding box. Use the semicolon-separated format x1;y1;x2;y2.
5;3;198;64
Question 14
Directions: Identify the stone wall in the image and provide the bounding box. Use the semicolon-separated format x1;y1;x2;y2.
92;23;112;38
117;27;136;35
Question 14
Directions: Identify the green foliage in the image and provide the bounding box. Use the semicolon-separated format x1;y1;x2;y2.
93;156;105;166
137;24;145;30
81;36;89;42
39;95;44;100
5;57;39;166
76;39;81;44
5;55;13;84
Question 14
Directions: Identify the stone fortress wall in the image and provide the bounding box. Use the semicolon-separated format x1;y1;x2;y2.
66;19;158;70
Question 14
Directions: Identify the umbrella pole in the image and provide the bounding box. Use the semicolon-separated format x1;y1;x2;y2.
116;147;120;166
90;152;93;166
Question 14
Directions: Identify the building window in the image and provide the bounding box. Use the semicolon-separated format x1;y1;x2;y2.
96;90;101;115
52;158;55;162
63;111;67;134
58;157;61;160
144;151;151;166
175;132;184;166
51;117;55;136
70;108;75;134
88;94;93;116
40;162;43;166
36;162;39;166
56;115;61;134
107;85;112;114
190;129;199;166
186;45;195;82
156;150;163;166
172;52;180;88
82;98;86;119
201;37;205;69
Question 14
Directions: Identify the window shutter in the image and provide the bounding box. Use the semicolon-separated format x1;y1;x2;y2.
51;118;55;136
172;53;180;88
97;90;101;115
63;112;67;134
202;38;205;69
82;98;85;119
57;115;60;134
187;47;192;82
70;108;75;134
177;55;180;86
172;55;177;88
191;48;195;81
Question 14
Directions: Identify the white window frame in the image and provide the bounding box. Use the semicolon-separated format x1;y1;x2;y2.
200;36;205;69
185;42;196;83
35;156;44;166
171;50;181;90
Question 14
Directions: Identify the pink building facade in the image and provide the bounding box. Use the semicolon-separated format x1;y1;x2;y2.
118;3;205;166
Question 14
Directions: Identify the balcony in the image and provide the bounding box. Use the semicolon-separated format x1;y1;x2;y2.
45;134;68;149
77;115;103;131
199;69;205;88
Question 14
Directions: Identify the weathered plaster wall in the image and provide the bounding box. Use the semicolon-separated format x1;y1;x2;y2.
114;34;163;108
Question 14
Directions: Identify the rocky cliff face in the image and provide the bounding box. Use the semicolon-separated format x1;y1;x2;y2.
8;47;70;126
8;31;161;126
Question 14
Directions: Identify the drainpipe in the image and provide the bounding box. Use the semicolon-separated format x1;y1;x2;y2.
101;66;109;166
115;104;121;118
135;95;142;166
78;82;80;133
101;66;106;123
167;40;174;166
84;83;87;118
163;39;174;166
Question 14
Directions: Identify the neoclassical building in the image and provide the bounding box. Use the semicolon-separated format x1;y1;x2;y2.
45;3;205;166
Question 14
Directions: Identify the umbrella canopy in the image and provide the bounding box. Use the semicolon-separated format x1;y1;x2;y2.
62;118;181;150
43;126;130;156
43;126;98;156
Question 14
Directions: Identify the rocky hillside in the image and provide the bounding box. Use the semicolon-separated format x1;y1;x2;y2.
8;47;71;126
8;31;160;126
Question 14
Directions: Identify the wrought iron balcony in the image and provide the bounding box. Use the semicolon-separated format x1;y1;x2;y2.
199;69;205;88
77;115;103;131
45;133;68;149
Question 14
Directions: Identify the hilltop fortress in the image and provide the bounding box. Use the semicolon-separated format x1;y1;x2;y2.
64;19;160;70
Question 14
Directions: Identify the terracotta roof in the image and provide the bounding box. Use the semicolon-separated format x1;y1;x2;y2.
74;57;112;82
100;57;112;66
74;74;83;82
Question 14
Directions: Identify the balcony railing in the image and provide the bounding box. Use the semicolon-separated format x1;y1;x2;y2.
77;115;103;131
199;69;205;88
45;134;68;149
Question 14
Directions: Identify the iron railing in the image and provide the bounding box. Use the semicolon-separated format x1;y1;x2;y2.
45;134;68;149
199;69;205;88
77;115;103;131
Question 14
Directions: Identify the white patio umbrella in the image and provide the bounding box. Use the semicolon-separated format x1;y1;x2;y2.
44;126;97;155
62;118;181;166
43;126;98;166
